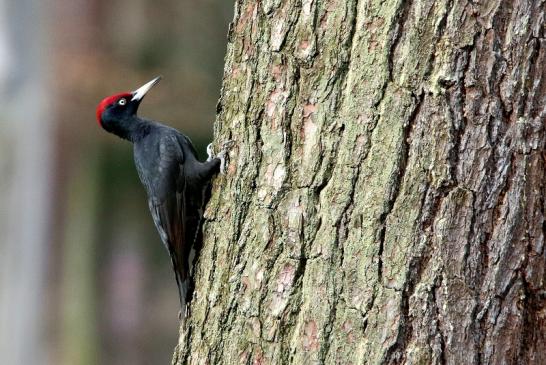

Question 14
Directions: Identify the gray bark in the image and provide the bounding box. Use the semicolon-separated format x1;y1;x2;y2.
174;0;546;364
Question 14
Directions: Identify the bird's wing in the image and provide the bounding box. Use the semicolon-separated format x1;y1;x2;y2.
144;135;195;310
141;133;211;314
148;191;191;309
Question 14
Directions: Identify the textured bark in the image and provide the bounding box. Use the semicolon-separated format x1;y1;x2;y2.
173;0;546;364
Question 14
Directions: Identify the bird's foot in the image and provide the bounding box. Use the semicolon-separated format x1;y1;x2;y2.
206;143;215;162
207;140;235;173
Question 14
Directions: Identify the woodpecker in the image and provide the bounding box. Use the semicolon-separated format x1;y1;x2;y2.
96;76;231;319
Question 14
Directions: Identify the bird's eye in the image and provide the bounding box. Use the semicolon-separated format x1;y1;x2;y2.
118;98;127;106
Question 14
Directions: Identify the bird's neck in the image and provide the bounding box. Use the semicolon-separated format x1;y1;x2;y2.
109;117;153;142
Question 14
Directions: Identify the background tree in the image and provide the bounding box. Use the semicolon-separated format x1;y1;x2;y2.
174;0;546;363
0;1;52;364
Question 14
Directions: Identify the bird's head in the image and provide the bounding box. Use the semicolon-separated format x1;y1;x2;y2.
96;76;161;131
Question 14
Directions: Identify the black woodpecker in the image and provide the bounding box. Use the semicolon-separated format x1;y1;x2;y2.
96;76;231;319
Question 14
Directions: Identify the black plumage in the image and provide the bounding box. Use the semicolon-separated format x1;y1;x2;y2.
96;77;227;318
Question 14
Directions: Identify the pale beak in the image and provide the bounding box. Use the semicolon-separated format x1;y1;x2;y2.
131;76;162;101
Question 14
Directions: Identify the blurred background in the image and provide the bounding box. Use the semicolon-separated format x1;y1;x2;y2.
0;0;233;364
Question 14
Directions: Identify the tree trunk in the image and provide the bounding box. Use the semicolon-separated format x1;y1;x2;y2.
0;1;53;364
173;0;546;363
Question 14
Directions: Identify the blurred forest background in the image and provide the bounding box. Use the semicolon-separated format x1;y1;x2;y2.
0;0;233;364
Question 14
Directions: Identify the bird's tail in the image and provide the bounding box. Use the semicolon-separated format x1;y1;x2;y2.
175;273;190;319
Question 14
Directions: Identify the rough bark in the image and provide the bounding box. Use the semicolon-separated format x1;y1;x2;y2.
173;0;546;364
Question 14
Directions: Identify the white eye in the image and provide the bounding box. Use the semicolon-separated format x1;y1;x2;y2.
118;98;127;106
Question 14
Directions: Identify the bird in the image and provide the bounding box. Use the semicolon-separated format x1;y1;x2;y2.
96;76;232;319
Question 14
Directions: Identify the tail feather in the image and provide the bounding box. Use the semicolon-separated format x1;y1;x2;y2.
175;272;190;319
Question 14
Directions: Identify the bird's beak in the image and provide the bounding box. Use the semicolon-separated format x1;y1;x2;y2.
131;76;162;102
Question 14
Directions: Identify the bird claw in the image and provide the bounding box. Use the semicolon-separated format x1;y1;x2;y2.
206;143;214;162
207;140;235;174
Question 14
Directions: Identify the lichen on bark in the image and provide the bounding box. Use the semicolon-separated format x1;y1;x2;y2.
174;0;546;364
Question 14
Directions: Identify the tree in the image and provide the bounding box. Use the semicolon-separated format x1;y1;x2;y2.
173;0;546;363
0;1;53;364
